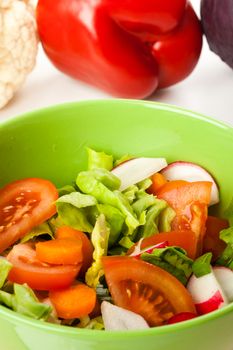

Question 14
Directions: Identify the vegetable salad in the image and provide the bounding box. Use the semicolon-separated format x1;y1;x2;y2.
0;148;232;330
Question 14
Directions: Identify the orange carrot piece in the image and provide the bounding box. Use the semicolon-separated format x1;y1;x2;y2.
56;226;93;276
49;284;96;319
149;172;168;194
36;238;83;265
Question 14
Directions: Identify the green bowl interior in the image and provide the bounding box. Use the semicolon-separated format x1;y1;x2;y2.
0;99;233;339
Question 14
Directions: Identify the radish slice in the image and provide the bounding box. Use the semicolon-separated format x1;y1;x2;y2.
160;161;219;206
187;270;228;315
213;266;233;302
129;240;169;258
167;312;196;325
111;158;167;191
101;301;149;330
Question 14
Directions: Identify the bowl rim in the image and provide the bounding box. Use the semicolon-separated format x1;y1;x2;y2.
0;98;233;338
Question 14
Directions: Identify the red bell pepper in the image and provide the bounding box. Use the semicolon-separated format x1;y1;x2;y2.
37;0;202;98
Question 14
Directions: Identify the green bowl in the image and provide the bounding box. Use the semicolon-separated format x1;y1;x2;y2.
0;99;233;350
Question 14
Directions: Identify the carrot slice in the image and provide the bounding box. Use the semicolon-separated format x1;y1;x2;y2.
56;226;93;276
36;238;83;265
149;173;167;194
49;284;96;319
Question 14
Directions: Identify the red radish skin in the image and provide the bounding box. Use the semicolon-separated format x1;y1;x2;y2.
111;157;167;191
187;271;228;315
167;312;196;324
129;241;169;258
213;266;233;302
195;290;224;315
161;161;219;206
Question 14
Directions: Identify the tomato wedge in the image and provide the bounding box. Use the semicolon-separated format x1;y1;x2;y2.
157;181;212;255
102;256;196;327
0;178;58;253
128;230;198;259
7;243;80;290
203;216;229;260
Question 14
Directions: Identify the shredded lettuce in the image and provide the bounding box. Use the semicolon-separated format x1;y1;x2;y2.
78;315;104;330
96;204;124;247
192;252;212;277
137;199;168;240
158;207;176;232
114;154;132;167
85;214;110;288
58;185;76;197
216;226;233;268
56;192;97;233
223;198;233;226
21;222;54;243
0;284;51;320
87;148;113;171
141;247;193;285
0;258;12;288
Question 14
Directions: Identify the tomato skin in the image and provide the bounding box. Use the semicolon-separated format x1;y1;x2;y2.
7;243;80;291
102;256;196;326
36;0;202;98
167;312;196;324
203;216;229;260
128;230;198;260
157;181;212;255
0;178;58;254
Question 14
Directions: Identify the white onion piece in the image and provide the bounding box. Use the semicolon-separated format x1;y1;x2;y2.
112;158;167;191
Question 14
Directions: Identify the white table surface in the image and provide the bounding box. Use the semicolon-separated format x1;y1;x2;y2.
1;0;233;126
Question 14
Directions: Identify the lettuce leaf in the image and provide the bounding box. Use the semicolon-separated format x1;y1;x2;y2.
141;247;193;285
192;252;212;277
0;284;51;320
85;214;110;288
87;148;113;171
56;192;97;233
78;315;104;330
21;222;54;243
137;199;168;239
216;226;233;268
76;170;139;236
0;258;12;288
97;204;124;247
58;185;76;197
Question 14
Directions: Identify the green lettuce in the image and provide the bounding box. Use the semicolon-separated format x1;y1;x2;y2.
78;315;104;330
85;214;110;288
87;148;113;171
192;252;212;277
0;259;12;288
141;247;193;285
216;226;233;268
96;204;124;247
0;284;51;320
76;170;139;235
56;192;97;233
114;154;132;167
137;199;168;239
21;222;54;243
58;185;76;197
158;207;176;232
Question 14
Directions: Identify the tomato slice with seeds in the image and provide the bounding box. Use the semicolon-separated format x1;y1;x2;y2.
0;178;58;253
157;181;212;255
102;256;196;327
7;243;80;290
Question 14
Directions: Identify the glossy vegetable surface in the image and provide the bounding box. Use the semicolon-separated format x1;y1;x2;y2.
37;0;202;98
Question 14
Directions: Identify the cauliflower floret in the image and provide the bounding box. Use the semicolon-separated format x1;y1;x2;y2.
0;0;38;109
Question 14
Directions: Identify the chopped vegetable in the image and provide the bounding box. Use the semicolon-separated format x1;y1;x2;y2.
37;0;202;98
192;252;212;278
49;284;96;319
101;301;149;330
85;214;110;288
0;0;38;108
35;238;83;265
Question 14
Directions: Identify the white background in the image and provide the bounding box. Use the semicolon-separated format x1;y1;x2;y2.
1;0;233;126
